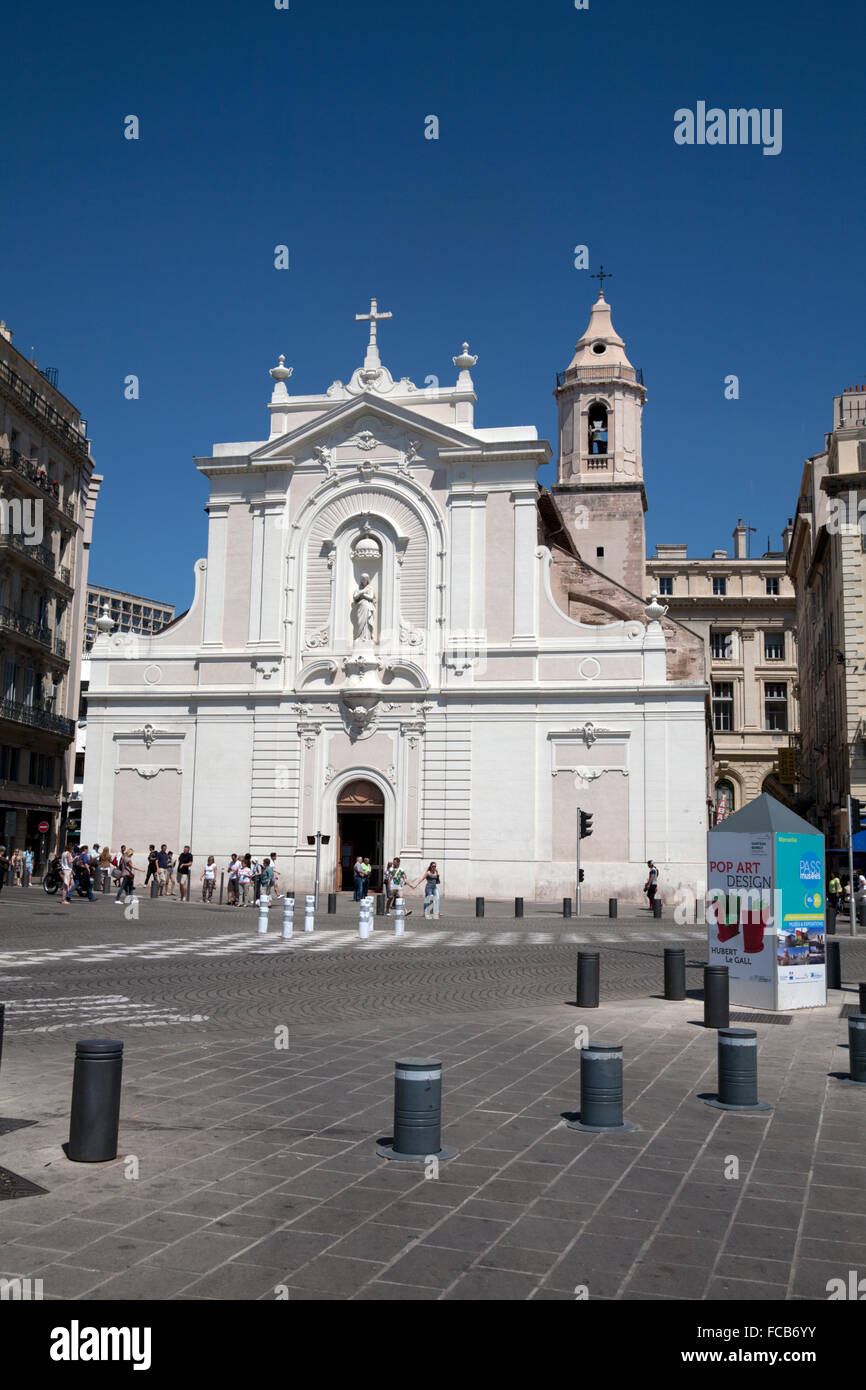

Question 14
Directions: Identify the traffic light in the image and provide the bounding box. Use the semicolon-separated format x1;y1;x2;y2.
579;868;585;883
579;811;593;839
851;798;863;834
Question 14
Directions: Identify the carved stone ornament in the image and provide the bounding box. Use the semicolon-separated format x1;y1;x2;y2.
352;430;379;452
254;661;282;679
340;695;380;741
128;723;172;749
399;622;425;648
305;628;330;649
115;765;181;779
313;444;336;478
298;722;322;748
572;765;629;788
323;764;337;786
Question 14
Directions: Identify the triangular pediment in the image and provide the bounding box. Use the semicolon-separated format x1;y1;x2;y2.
250;393;481;462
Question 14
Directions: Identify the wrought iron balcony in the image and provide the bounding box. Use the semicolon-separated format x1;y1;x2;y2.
0;697;75;739
0;532;56;573
0;604;51;646
0;449;79;521
0;361;89;458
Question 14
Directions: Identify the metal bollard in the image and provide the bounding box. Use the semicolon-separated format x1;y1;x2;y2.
476;896;485;918
567;1043;636;1133
514;897;524;918
846;1014;866;1085
827;939;842;990
150;877;159;899
652;899;662;919
664;947;686;1001
705;1028;771;1112
703;965;730;1029
304;894;315;932
281;896;294;939
859;982;866;1014
563;897;572;919
609;897;618;919
67;1039;124;1162
826;903;837;936
858;899;866;930
219;872;224;905
257;894;269;934
576;950;600;1008
327;892;337;914
0;1001;4;1076
102;872;110;895
376;1059;456;1161
393;897;406;936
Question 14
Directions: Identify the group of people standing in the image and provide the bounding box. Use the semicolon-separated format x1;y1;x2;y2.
107;848;283;906
0;846;35;893
355;857;441;919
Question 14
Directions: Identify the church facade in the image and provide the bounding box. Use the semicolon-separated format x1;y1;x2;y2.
82;294;711;900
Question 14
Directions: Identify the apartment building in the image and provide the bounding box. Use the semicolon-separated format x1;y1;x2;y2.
787;384;866;845
647;518;798;821
0;319;101;855
84;584;174;650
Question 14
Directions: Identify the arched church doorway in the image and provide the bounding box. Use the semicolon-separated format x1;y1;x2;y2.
336;779;385;891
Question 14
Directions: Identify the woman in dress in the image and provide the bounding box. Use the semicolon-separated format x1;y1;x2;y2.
59;845;76;905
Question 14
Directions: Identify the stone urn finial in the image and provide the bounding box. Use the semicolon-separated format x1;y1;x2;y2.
645;590;668;622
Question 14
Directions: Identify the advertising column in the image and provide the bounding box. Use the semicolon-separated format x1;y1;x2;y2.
774;832;826;1009
707;832;775;1009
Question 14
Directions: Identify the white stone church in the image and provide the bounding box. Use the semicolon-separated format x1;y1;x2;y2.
82;292;711;900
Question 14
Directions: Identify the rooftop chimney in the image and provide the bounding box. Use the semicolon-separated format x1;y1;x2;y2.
732;518;748;559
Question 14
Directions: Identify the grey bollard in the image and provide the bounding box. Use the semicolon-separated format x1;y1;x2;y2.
703;965;730;1029
664;948;686;1001
827;939;842;990
327;893;337;914
476;897;485;918
281;896;294;940
576;950;600;1008
67;1039;124;1162
652;899;662;919
847;1014;866;1084
609;897;618;919
376;893;386;916
858;899;866;930
705;1028;771;1112
102;872;110;895
219;872;224;905
150;877;159;899
304;894;315;932
514;897;524;918
393;897;406;937
376;1059;456;1161
566;1043;636;1133
859;982;866;1014
826;903;837;936
563;897;572;919
0;1001;4;1076
257;895;269;934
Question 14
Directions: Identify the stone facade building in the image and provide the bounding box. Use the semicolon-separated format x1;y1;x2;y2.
0;319;100;853
82;293;710;900
787;384;866;845
647;522;798;822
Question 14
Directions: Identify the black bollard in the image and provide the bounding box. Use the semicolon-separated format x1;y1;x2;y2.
664;948;686;1001
652;899;662;919
327;892;337;914
219;872;224;905
563;897;572;919
858;900;866;930
827;939;842;990
0;1001;4;1076
859;982;866;1014
514;897;524;918
847;1015;866;1085
375;893;386;916
609;897;618;918
68;1039;124;1162
150;877;159;899
826;903;837;936
703;965;730;1029
566;1043;636;1132
376;1059;456;1161
475;897;485;918
102;872;110;895
705;1028;771;1112
576;950;600;1008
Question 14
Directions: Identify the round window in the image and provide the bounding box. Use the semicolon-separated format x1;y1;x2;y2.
592;342;606;355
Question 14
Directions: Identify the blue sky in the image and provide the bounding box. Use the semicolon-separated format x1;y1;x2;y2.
3;0;864;610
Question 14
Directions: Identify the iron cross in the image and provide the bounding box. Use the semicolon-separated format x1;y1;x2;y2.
591;265;613;293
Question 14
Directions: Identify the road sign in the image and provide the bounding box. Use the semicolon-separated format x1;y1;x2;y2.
37;820;49;834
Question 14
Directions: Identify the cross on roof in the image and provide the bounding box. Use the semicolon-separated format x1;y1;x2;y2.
355;297;392;372
591;265;613;297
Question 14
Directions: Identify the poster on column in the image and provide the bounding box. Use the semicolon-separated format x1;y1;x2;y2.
774;832;826;1009
707;831;775;1008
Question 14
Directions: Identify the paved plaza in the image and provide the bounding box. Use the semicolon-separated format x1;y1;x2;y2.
0;891;864;1301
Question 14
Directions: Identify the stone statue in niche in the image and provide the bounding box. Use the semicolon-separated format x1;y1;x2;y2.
351;573;377;644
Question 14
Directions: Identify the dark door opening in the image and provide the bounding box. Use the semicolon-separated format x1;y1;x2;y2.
336;779;385;891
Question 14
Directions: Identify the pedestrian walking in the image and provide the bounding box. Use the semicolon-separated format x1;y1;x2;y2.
177;846;193;900
22;845;34;888
11;848;22;886
270;852;282;898
156;844;169;895
0;846;10;895
114;848;136;904
59;846;75;905
389;858;412;915
644;860;659;910
226;853;240;906
75;846;95;901
201;857;216;902
165;849;176;896
828;872;842;912
353;855;364;901
251;855;262;903
383;860;394;911
98;845;112;893
144;845;158;890
361;856;372;897
416;862;441;919
259;857;275;903
238;856;252;905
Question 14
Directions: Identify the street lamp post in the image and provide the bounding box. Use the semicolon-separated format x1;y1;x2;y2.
306;833;331;909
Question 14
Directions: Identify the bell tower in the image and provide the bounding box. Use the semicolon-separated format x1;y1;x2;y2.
552;280;647;598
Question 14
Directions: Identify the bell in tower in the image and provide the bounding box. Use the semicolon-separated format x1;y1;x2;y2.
552;274;648;598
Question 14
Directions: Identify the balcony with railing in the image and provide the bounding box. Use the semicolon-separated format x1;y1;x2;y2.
0;697;75;739
0;604;51;647
0;448;78;523
0;531;56;574
0;359;89;458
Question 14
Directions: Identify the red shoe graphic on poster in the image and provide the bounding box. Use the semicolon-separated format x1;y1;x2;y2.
742;904;768;953
709;895;740;943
